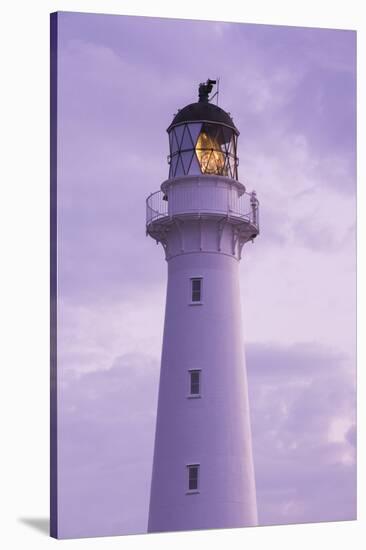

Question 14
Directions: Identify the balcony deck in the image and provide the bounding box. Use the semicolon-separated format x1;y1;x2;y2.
146;183;259;237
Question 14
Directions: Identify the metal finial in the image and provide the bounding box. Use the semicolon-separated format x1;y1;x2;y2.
198;79;217;103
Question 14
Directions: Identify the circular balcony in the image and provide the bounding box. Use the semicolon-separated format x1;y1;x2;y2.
146;176;259;237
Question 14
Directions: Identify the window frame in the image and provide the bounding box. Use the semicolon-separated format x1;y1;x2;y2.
186;463;200;494
187;368;202;398
190;276;203;305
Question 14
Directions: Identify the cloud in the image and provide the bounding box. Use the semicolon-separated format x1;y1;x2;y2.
56;341;355;537
57;354;160;539
56;16;356;311
246;342;356;525
58;296;166;375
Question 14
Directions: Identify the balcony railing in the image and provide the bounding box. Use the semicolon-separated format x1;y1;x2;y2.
146;186;259;230
146;190;169;225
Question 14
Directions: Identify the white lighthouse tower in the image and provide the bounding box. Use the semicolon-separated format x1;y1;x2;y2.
147;80;259;533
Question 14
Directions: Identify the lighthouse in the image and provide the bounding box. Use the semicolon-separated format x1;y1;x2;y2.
147;80;259;533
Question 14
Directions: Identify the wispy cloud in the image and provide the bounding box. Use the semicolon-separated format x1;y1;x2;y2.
247;342;356;525
56;341;355;537
58;354;159;538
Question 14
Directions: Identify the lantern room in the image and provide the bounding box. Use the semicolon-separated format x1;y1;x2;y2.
167;79;239;180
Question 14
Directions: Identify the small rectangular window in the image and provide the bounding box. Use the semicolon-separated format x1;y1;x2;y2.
191;278;202;302
187;464;199;492
189;370;201;395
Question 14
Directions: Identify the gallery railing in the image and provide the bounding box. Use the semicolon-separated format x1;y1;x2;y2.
146;186;259;230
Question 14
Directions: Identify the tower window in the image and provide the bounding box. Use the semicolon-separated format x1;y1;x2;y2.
187;464;200;492
189;369;201;396
191;278;202;303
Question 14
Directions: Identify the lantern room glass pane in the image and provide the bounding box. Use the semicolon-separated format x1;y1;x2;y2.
230;157;237;179
222;125;233;144
170;130;180;155
214;126;226;153
174;124;185;149
181;151;193;174
170;154;179;177
187;123;202;147
189;154;202;175
175;155;185;177
228;136;236;157
181;125;193;150
222;156;230;178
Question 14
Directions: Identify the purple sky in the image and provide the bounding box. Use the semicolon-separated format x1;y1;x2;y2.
56;12;356;538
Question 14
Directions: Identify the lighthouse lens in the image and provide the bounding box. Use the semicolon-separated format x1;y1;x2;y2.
196;131;225;174
168;122;238;179
194;122;236;177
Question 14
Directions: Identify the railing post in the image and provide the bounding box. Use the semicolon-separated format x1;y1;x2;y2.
250;191;258;227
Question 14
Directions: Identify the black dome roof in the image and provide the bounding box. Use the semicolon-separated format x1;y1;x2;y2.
167;102;239;134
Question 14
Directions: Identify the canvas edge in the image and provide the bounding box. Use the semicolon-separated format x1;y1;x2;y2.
50;10;58;540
